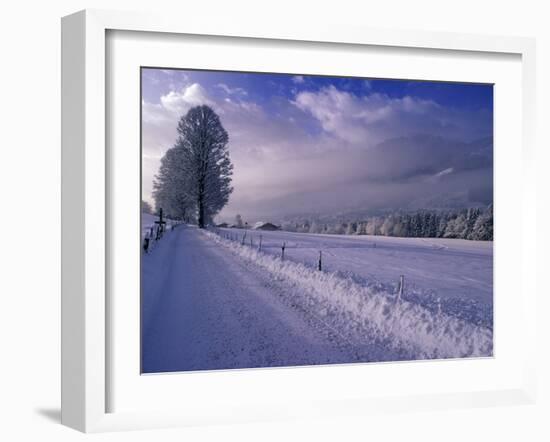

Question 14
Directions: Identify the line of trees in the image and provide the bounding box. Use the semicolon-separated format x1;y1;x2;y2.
281;205;493;240
152;105;233;228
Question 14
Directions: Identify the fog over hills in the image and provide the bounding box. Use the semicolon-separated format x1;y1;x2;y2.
216;134;493;225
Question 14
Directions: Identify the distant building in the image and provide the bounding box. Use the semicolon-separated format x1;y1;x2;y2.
253;222;280;231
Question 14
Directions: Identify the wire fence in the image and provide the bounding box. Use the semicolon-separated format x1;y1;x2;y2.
213;228;408;302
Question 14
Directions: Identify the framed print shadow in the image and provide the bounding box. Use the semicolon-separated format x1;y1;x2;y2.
140;68;494;374
61;9;537;433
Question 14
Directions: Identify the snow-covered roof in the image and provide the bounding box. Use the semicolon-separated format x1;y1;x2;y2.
253;221;279;230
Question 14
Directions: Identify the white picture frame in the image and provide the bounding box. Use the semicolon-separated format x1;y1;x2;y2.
61;9;537;433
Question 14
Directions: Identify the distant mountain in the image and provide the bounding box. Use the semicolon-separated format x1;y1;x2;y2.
219;133;493;225
363;134;493;183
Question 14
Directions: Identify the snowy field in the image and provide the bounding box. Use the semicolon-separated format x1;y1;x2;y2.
217;227;493;328
141;224;493;373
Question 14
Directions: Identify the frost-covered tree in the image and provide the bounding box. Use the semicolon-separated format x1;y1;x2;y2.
463;208;481;239
309;220;322;234
380;216;395;236
411;213;423;237
365;218;380;235
437;213;449;238
392;218;405;237
281;221;297;232
444;212;466;238
294;221;306;233
154;105;233;228
345;222;355;235
153;146;195;220
235;214;244;228
141;200;153;214
470;205;493;240
425;212;438;238
331;222;345;234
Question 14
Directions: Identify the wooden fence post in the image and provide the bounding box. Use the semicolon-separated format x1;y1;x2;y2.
281;242;286;260
397;275;404;301
318;250;322;271
259;235;263;252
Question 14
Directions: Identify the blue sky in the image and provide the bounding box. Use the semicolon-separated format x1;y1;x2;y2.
141;68;493;222
142;68;493;112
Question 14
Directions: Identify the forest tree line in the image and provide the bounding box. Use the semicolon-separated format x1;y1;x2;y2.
280;205;493;241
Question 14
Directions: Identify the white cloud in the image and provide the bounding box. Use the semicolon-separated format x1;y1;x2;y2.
217;83;248;96
141;100;167;125
160;83;213;114
434;167;454;178
292;75;305;84
292;85;488;146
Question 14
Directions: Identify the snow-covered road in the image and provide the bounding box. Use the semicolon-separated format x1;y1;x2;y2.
141;226;360;373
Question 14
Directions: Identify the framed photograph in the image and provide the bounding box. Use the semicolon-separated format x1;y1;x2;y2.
61;9;537;432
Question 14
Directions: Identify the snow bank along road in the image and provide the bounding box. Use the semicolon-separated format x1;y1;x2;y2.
142;226;493;373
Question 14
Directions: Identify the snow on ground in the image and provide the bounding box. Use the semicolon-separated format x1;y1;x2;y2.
141;226;361;373
141;211;180;253
217;227;493;328
141;212;157;232
206;230;493;362
141;225;492;373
